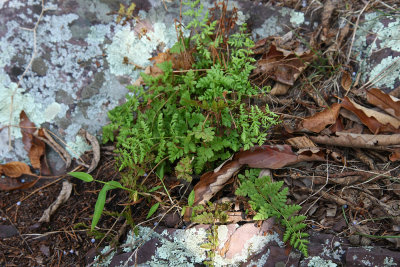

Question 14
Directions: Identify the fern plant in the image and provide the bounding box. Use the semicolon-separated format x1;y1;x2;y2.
235;169;309;257
102;1;279;192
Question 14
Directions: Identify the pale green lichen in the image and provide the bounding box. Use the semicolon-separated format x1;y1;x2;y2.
289;9;305;27
217;225;230;250
148;227;208;266
384;257;397;267
105;22;177;78
66;135;92;158
307;256;337;267
367;56;400;89
252;16;283;38
353;12;400;88
361;259;372;266
93;245;116;267
0;81;45;138
213;232;284;267
43;102;62;121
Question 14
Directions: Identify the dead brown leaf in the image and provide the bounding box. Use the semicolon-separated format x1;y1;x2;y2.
389;149;400;161
19;111;50;174
270;82;290;96
0;177;39;191
84;130;100;173
193;159;241;205
254;43;314;86
0;162;33;177
341;96;400;133
236;145;298;169
39;180;72;223
367;88;400;118
286;136;317;148
310;132;400;149
341;71;352;92
300;103;341;133
193;145;331;205
321;0;336;41
0;162;39;190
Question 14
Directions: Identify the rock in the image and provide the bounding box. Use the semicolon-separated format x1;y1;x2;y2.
31;58;48;76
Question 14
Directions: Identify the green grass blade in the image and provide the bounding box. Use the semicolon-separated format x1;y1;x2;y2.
68;172;93;182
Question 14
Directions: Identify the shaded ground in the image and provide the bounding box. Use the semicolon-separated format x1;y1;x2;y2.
2;0;400;266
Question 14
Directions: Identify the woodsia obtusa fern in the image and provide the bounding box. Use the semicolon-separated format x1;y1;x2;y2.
235;169;309;257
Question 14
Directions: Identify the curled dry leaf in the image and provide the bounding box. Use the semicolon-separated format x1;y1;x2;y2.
287;136;317;149
0;162;39;191
389;149;400;161
34;129;71;169
39;180;73;223
0;177;39;191
367;88;400;118
0;162;33;177
310;132;400;149
300;103;341;133
193;145;331;205
84;130;100;173
194;160;241;205
341;96;400;134
321;0;336;40
341;71;352;92
19;111;51;174
270;82;290;96
236;145;298;169
254;43;314;86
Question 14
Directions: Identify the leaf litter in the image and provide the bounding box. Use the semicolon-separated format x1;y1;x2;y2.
3;0;400;265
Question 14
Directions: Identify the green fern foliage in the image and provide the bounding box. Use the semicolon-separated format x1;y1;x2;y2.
102;1;279;188
236;169;309;257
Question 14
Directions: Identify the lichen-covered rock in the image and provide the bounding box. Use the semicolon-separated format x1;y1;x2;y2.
0;0;311;170
353;13;400;94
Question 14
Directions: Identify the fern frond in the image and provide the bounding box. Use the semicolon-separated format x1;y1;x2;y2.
236;172;309;257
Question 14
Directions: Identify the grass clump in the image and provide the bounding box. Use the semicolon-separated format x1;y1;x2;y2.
102;0;279;191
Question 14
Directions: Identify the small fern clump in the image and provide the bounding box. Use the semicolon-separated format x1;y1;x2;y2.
102;1;279;190
235;169;309;257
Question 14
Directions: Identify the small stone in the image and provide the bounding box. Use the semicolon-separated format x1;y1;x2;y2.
31;58;48;76
348;235;360;245
360;236;371;246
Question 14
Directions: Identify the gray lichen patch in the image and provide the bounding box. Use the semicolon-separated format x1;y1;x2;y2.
353;12;400;92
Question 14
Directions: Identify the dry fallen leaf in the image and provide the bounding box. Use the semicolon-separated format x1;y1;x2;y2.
321;0;336;41
341;96;400;133
39;180;72;223
237;145;298;169
193;159;241;205
287;136;317;149
341;70;352;92
254;43;314;86
367;88;400;118
34;129;71;169
0;162;39;191
270;82;291;96
193;145;331;205
390;149;400;161
0;162;33;177
19;111;51;174
310;132;400;149
84;130;100;173
300;103;341;133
